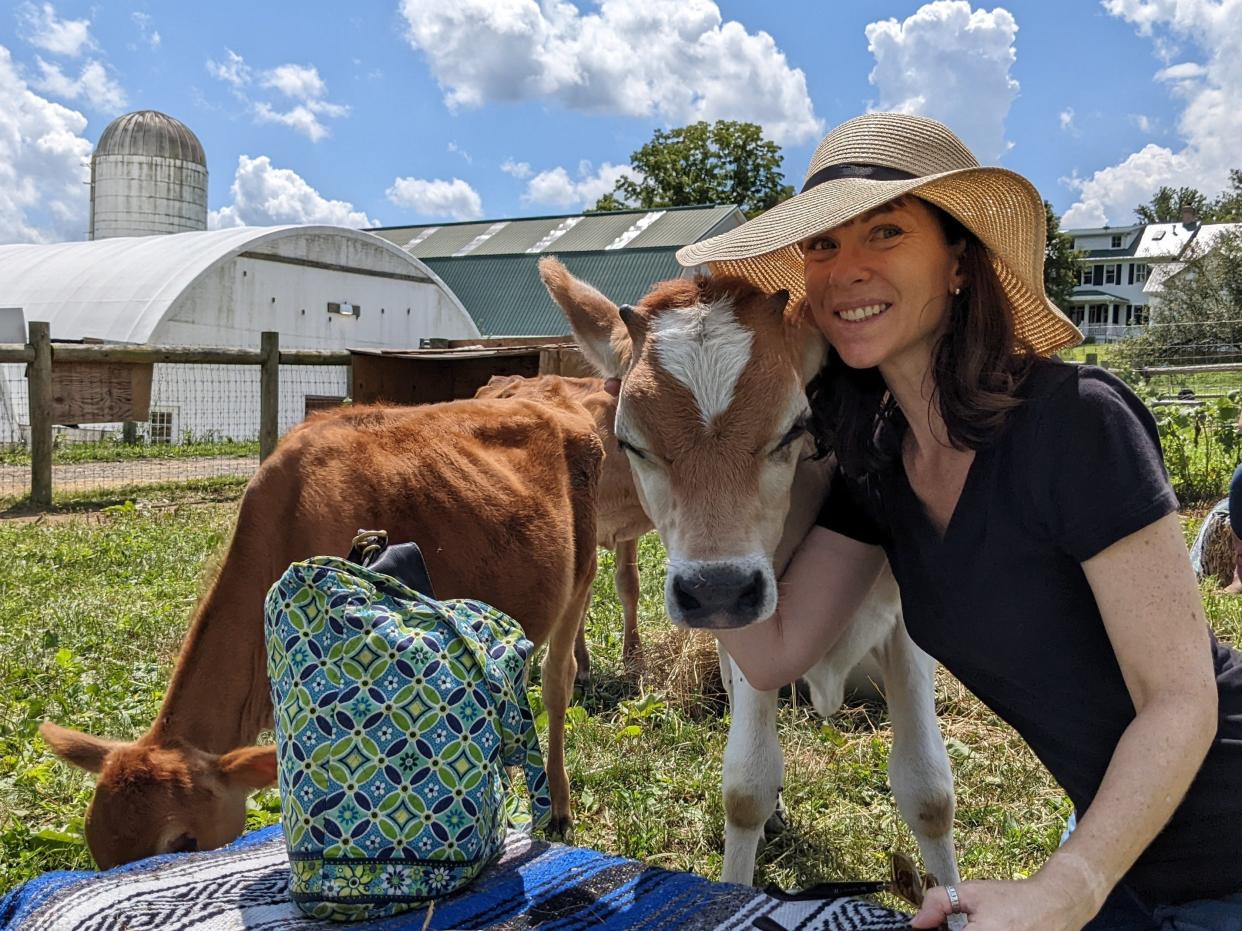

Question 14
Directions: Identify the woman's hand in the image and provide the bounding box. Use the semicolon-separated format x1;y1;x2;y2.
910;876;1095;931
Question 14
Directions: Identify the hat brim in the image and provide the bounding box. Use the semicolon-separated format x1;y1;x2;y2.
675;167;1082;357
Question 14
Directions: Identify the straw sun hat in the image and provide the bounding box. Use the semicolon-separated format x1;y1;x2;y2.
675;112;1082;356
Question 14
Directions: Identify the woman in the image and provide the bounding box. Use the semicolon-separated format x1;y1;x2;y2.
1226;440;1242;593
675;113;1242;930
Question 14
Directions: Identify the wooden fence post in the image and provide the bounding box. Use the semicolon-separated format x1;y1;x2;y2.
260;331;279;462
28;321;52;508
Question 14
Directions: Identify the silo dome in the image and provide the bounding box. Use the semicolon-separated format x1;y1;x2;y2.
90;110;209;240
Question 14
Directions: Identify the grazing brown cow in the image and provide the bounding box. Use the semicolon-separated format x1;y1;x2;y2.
540;256;959;888
41;394;602;867
475;373;653;680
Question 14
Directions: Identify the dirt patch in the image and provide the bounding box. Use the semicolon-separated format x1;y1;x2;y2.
0;456;257;497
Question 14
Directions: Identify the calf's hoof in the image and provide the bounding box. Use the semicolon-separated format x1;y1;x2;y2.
621;643;645;676
546;814;574;843
762;794;788;840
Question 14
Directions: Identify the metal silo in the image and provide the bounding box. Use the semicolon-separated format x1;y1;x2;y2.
89;110;208;240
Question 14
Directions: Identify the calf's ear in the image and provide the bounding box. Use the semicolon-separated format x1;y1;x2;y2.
217;745;279;789
538;256;631;379
40;721;121;774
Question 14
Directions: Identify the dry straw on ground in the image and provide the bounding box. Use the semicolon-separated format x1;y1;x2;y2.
637;627;724;713
1201;511;1236;587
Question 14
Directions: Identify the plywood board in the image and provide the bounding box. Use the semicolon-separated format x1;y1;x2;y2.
50;361;153;424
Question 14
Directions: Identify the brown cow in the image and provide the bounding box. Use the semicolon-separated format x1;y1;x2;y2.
475;373;653;680
41;393;602;867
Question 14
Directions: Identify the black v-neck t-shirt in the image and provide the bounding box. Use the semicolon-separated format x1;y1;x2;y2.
816;359;1242;906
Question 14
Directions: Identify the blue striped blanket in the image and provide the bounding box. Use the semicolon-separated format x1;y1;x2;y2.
0;827;910;930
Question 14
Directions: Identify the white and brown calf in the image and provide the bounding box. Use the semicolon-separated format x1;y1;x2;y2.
541;256;959;887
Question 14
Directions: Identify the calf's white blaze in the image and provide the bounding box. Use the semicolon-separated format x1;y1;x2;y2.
651;299;752;424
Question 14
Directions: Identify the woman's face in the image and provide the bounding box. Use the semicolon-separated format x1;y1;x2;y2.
802;197;964;374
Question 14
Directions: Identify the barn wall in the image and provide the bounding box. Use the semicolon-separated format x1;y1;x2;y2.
158;232;478;349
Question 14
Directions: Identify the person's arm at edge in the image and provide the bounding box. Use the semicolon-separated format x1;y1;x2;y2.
715;525;887;692
913;511;1218;928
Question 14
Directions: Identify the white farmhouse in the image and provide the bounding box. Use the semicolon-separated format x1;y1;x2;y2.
1063;221;1195;340
1063;208;1242;342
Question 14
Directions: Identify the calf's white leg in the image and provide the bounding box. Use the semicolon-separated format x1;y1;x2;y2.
874;616;960;887
718;648;783;885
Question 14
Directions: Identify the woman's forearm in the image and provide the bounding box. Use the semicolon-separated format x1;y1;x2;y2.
714;529;886;691
1036;690;1217;921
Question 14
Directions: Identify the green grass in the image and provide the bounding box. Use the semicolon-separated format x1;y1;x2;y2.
1;490;1239;902
0;439;259;467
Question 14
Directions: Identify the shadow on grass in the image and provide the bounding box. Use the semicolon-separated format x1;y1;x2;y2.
0;476;249;518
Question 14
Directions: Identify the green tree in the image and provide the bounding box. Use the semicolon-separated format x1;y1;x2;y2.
593;120;794;219
1121;226;1242;365
1044;200;1081;310
1206;170;1242;222
1135;185;1209;223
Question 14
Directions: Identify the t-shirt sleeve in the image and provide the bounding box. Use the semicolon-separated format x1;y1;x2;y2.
1035;367;1179;562
815;465;889;547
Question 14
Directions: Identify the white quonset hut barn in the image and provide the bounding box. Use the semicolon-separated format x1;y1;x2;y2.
0;226;478;444
0;110;478;446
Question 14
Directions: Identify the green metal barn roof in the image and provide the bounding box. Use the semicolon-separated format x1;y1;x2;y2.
369;205;743;257
369;205;746;336
422;248;685;336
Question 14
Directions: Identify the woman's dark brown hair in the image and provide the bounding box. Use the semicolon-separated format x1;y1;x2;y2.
806;198;1038;477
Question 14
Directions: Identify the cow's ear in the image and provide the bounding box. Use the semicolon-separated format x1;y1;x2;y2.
539;256;632;378
40;721;121;774
217;745;278;789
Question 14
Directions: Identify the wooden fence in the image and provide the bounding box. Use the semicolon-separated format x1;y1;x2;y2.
0;323;349;507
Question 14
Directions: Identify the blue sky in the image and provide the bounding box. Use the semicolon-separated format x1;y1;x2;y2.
2;0;1240;243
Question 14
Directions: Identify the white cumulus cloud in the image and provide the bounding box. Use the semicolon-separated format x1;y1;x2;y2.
18;2;94;57
1060;107;1076;131
263;63;327;101
501;158;532;179
208;155;379;228
523;161;638;209
32;57;126;112
0;45;92;243
865;1;1020;162
1063;0;1242;227
206;51;348;142
386;177;484;221
398;0;822;145
206;49;251;89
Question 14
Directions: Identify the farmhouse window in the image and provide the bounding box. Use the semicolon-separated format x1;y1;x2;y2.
1111;234;1123;248
1135;264;1148;283
1081;267;1092;286
1105;265;1117;284
150;409;174;445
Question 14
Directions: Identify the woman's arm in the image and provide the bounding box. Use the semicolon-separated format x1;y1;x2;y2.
714;525;887;692
914;511;1218;929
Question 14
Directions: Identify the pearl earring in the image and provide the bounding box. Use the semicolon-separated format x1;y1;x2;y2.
952;287;962;296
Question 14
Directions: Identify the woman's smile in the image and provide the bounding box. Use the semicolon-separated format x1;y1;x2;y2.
833;301;892;323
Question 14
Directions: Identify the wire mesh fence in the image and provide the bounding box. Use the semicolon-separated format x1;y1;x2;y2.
0;360;350;504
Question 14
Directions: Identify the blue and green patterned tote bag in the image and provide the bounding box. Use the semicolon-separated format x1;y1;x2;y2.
264;552;551;921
